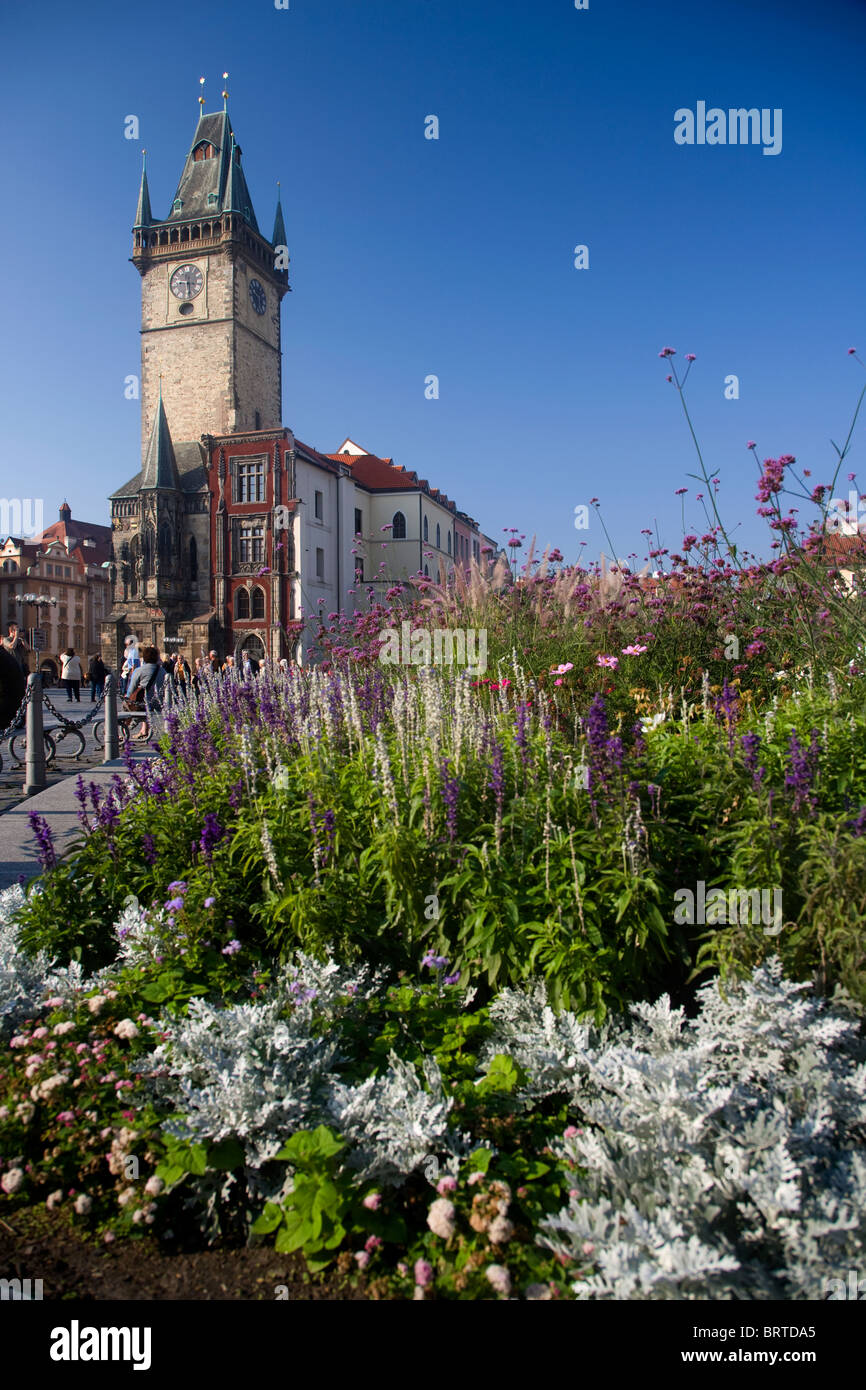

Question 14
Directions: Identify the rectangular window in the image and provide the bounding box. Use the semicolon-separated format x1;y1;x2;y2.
354;508;362;537
239;521;265;565
316;547;324;580
314;490;323;521
234;459;265;504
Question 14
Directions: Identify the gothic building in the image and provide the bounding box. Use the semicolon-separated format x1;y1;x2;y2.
103;94;493;670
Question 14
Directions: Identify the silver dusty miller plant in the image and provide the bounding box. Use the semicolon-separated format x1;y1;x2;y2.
505;961;866;1299
328;1049;469;1186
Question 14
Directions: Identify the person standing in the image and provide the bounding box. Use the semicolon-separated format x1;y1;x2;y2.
59;648;83;703
2;622;30;675
88;653;107;702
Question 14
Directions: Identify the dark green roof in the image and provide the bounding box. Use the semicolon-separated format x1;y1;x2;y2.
110;441;206;501
134;155;152;228
272;191;287;247
166;110;260;233
140;392;182;491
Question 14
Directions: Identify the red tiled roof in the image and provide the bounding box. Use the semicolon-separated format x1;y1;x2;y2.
38;519;112;566
820;532;866;562
326;453;419;491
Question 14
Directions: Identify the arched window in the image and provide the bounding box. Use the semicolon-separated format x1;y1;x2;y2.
193;142;216;162
436;523;441;549
251;587;265;619
236;588;250;619
189;536;198;582
392;511;406;540
241;633;265;660
447;533;452;555
423;516;429;542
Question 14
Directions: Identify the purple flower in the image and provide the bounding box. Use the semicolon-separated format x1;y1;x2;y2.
439;758;460;841
199;814;224;864
164;897;185;913
141;834;158;865
784;730;820;815
443;972;460;986
204;897;216;909
167;881;187;893
421;952;449;972
221;939;242;957
28;812;57;871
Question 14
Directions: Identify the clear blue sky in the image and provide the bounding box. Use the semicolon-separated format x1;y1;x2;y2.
1;0;864;567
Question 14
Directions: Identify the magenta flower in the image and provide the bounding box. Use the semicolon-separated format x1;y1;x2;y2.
746;441;756;450
685;353;696;362
414;1259;434;1288
658;346;676;358
621;644;648;656
596;654;619;670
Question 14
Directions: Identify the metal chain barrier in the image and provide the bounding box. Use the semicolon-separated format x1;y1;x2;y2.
41;687;106;730
0;682;32;745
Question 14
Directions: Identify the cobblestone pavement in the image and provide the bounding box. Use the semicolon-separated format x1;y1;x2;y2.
0;695;115;817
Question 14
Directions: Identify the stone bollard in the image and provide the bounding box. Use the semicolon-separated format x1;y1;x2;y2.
23;672;47;797
103;673;119;762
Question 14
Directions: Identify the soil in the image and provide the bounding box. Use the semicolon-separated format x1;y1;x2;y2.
0;1207;366;1301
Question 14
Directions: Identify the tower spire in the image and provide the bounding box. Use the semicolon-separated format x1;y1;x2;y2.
134;148;152;228
272;180;287;247
222;71;229;112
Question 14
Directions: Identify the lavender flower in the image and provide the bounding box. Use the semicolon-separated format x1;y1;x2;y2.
141;834;158;865
439;758;460;841
28;812;57;870
199;814;225;864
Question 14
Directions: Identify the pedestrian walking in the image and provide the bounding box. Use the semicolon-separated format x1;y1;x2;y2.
59;648;83;703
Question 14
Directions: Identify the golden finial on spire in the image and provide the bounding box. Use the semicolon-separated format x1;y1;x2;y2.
199;76;205;112
222;72;229;110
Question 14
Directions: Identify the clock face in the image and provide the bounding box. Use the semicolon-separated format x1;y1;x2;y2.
169;264;203;300
249;279;267;315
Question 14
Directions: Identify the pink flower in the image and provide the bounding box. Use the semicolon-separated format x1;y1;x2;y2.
354;1250;371;1269
32;1027;48;1039
685;353;696;362
563;1126;579;1140
437;1175;458;1194
746;441;756;450
362;1192;382;1211
364;1235;383;1253
414;1258;434;1287
596;654;618;670
621;644;647;656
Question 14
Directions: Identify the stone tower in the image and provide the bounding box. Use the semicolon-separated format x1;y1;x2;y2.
102;97;290;669
132;104;290;451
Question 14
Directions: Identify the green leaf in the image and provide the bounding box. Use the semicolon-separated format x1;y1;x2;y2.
207;1138;245;1171
251;1202;283;1236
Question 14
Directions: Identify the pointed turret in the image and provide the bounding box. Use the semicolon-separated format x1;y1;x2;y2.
141;386;182;491
223;134;245;217
134;151;152;228
272;184;287;247
165;108;260;232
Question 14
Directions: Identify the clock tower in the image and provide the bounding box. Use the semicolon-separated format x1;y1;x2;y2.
132;103;290;453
